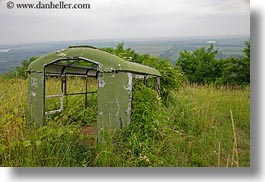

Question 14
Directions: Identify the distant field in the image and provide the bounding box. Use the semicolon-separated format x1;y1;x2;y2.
160;38;246;65
124;41;174;56
0;77;250;167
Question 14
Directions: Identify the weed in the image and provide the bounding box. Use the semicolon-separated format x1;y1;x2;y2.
0;78;250;167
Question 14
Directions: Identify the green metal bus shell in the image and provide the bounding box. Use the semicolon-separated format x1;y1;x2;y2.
27;46;161;134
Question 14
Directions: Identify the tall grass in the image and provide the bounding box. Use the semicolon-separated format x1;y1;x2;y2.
0;77;250;167
166;84;250;166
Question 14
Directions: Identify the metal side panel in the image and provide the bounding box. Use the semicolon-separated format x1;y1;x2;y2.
28;72;44;127
97;72;132;133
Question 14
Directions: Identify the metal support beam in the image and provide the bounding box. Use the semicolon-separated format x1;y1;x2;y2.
85;76;88;108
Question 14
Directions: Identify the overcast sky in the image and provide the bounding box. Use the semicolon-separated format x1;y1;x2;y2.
0;0;250;45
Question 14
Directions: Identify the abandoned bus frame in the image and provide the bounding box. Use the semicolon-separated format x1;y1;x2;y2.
27;46;161;135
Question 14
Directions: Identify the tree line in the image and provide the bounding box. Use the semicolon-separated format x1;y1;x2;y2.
176;41;250;85
6;40;250;88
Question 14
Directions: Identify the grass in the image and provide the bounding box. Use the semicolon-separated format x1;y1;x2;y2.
167;84;250;166
0;77;250;167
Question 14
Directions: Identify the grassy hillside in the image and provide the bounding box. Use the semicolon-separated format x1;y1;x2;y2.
0;77;250;167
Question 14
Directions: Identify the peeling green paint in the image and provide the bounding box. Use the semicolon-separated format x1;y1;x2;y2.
97;72;132;131
28;73;44;127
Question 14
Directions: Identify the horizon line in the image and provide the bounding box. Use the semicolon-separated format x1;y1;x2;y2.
0;34;250;47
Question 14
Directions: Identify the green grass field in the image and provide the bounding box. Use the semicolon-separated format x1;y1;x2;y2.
0;77;250;167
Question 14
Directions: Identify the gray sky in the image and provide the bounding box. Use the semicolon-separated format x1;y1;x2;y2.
0;0;250;45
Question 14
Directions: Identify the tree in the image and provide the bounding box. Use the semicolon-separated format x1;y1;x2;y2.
102;43;185;100
176;41;250;86
216;57;248;85
176;44;219;84
243;40;250;61
242;40;250;83
15;57;38;78
217;41;250;85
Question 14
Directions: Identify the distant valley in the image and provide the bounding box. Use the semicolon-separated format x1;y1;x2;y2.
0;36;248;74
